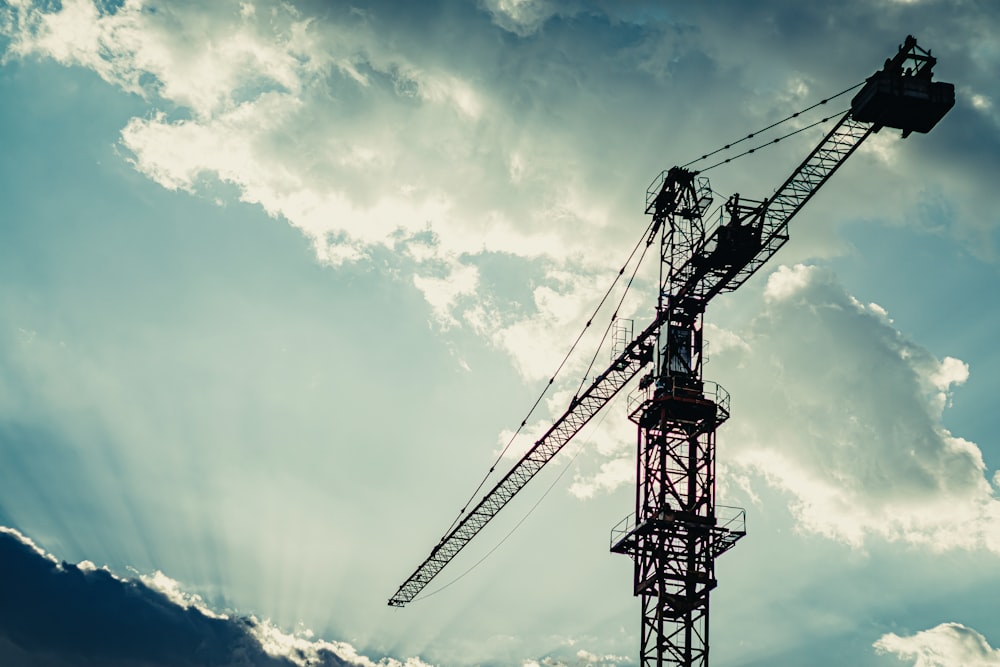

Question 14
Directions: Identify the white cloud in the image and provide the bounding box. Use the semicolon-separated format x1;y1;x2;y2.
704;322;752;358
413;261;481;329
3;0;316;118
249;616;436;667
970;92;992;111
5;1;494;237
568;456;632;499
76;559;98;572
762;262;820;302
874;623;1000;667
139;569;228;620
520;646;631;667
717;264;1000;552
479;0;561;36
476;267;643;382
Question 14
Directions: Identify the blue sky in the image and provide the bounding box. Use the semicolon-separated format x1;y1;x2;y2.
1;1;999;666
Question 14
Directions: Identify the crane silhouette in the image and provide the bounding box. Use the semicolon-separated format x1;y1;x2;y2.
389;36;954;667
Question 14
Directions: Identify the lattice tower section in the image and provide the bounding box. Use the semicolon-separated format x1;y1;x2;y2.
612;169;744;666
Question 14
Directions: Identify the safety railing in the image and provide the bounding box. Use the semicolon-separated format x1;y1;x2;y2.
626;378;730;420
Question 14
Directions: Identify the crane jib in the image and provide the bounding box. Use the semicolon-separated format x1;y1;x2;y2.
387;314;663;606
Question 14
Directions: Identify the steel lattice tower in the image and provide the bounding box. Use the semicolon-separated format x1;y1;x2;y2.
611;169;744;667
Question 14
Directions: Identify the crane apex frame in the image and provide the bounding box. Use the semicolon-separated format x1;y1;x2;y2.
389;34;954;667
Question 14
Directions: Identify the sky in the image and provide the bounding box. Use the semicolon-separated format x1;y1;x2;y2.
0;0;999;665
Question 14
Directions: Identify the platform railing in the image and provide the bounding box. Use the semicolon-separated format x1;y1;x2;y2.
626;378;731;419
610;503;746;551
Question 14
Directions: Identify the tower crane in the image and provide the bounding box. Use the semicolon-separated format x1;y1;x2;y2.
389;35;954;667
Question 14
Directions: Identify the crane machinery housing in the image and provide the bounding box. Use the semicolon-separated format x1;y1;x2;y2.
389;35;954;667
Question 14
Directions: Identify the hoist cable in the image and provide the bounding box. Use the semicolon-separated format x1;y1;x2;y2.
440;217;656;537
680;81;864;169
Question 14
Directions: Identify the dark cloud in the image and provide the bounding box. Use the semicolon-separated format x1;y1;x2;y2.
0;528;352;667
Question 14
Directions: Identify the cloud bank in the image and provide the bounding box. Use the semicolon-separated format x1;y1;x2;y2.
0;527;430;667
5;0;997;379
716;264;1000;551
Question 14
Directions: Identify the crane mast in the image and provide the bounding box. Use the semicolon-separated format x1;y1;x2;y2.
389;35;953;667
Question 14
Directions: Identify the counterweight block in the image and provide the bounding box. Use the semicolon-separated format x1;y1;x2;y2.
851;72;955;135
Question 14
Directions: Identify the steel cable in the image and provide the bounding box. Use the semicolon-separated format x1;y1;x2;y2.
697;108;850;172
680;81;864;170
440;217;656;537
